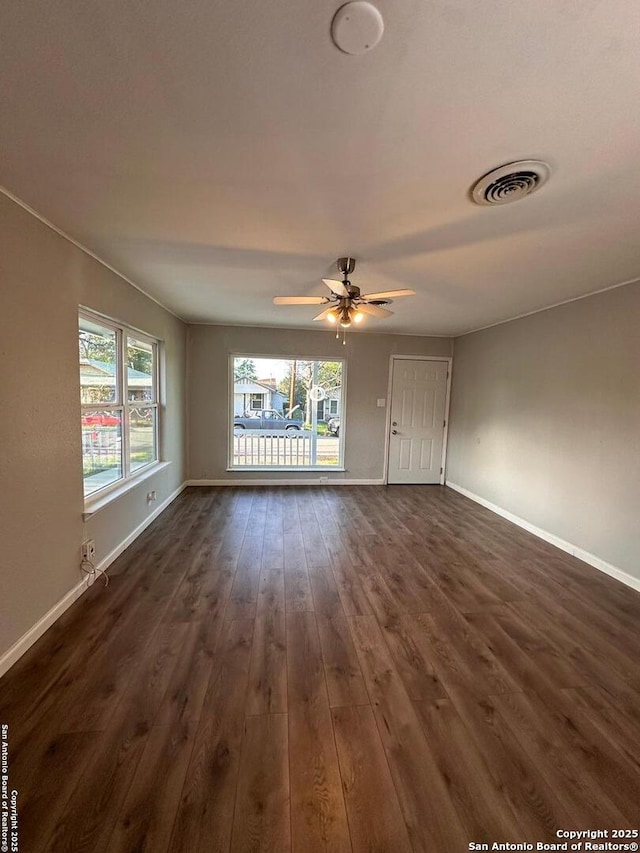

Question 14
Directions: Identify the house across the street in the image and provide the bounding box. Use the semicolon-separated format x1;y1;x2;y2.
233;380;286;416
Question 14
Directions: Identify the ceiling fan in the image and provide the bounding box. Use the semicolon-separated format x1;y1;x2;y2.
273;257;415;329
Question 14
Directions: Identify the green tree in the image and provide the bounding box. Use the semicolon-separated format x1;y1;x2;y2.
127;345;152;375
278;360;342;423
79;330;115;364
234;358;258;381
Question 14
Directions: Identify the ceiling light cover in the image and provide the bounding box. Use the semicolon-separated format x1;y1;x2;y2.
331;2;384;55
471;160;551;206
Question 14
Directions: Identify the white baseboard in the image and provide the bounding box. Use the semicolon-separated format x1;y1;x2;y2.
0;482;187;680
446;481;640;594
95;481;188;574
0;578;88;679
187;478;385;486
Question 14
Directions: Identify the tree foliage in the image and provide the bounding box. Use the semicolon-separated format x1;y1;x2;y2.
234;358;258;381
79;330;115;364
277;360;342;421
79;331;152;376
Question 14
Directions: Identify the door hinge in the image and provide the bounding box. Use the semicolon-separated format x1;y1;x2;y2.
443;420;446;428
440;467;443;474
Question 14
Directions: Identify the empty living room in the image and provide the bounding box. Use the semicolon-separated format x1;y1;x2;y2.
1;1;639;851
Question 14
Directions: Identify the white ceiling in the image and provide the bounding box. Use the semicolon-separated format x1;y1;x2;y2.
2;0;640;335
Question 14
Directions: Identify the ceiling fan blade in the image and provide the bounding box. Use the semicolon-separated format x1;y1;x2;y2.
273;296;328;305
312;307;337;321
361;289;416;300
322;278;348;297
357;303;393;319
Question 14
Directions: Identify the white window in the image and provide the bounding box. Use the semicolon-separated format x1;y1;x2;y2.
79;311;159;497
230;356;345;469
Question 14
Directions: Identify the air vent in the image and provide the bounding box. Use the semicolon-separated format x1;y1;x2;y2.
471;160;551;206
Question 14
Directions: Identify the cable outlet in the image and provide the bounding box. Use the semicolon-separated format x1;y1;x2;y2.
81;539;96;562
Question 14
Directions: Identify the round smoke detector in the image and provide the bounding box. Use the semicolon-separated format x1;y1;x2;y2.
331;2;384;55
471;160;551;206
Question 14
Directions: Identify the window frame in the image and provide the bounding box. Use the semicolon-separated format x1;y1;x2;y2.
80;309;160;501
228;353;346;471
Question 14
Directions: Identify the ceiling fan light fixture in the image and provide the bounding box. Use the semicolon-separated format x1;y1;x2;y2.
273;257;415;340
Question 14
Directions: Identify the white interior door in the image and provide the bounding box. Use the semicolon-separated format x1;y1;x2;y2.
387;359;448;484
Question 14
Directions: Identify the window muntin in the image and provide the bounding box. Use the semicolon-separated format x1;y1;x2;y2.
231;356;344;469
80;313;159;497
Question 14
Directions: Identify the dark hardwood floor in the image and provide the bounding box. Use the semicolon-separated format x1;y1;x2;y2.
2;485;640;852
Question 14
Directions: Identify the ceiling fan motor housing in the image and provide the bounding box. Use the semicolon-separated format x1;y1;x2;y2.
337;257;356;276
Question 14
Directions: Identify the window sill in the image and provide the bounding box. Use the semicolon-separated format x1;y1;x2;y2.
83;461;171;520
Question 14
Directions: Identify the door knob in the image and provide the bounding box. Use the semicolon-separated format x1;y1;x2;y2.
392;429;398;435
392;421;397;426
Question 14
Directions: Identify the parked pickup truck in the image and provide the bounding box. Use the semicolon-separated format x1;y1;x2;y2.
233;409;301;432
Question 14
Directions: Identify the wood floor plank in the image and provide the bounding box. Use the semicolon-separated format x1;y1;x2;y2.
413;696;524;842
463;609;584;696
286;610;351;853
43;622;192;852
491;602;589;689
308;564;369;707
348;614;468;853
230;714;290;853
442;685;577;841
107;720;198;853
491;689;636;827
330;558;372;617
169;619;254;853
562;685;640;771
246;565;287;715
10;731;100;853
405;608;520;699
508;599;640;695
332;704;412;853
227;534;264;620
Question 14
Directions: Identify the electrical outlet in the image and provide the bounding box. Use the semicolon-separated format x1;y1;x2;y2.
81;539;96;563
147;490;157;504
319;476;329;483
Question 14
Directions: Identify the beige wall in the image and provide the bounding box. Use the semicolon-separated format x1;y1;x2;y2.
0;193;187;660
187;324;452;481
447;282;640;581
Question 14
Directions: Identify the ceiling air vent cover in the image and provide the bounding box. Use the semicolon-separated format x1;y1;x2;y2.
471;160;551;206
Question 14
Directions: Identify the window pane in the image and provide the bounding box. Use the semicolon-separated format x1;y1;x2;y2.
127;338;155;402
82;411;123;495
79;321;117;404
129;406;157;472
231;357;343;468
